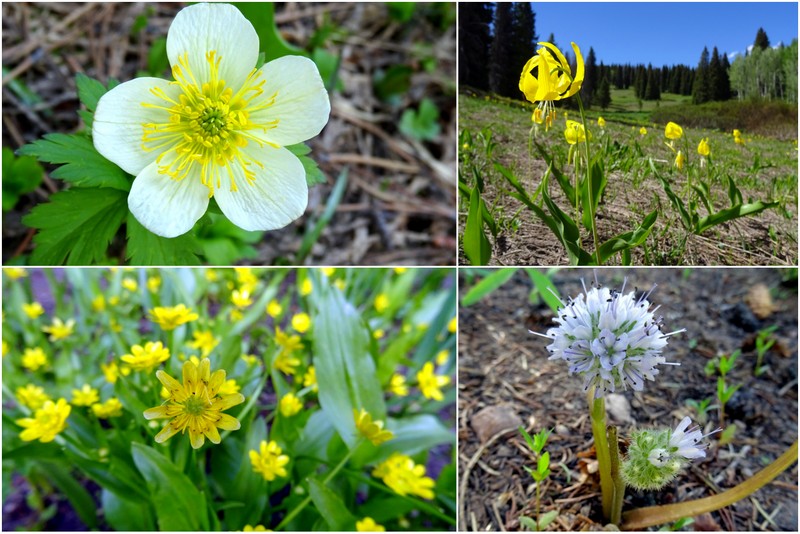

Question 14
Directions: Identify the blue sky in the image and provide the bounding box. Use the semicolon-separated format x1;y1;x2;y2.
530;2;798;66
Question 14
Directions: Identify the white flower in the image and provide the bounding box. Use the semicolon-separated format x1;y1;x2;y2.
668;416;715;460
532;275;684;397
93;3;330;237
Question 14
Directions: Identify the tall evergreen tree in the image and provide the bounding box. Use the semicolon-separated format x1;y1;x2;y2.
644;64;661;100
709;47;731;100
596;76;612;109
488;3;515;97
547;32;557;46
458;3;493;90
754;27;771;50
510;2;537;92
580;47;598;107
692;46;712;103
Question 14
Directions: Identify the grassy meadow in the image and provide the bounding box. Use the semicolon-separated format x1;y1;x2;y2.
458;88;798;266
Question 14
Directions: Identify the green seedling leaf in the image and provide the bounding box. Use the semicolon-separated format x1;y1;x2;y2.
2;146;43;211
519;426;537;453
463;186;492;265
461;268;517;306
18;133;131;191
131;442;209;531
533;429;552;453
519;516;538;531
538;510;559;530
719;425;736;446
537;451;551;474
126;213;203;265
23;187;128;265
727;175;743;206
399;98;441;141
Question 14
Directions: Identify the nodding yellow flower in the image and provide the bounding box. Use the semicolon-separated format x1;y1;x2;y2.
147;276;162;293
519;41;584;131
356;518;385;532
674;150;686;171
371;452;435;500
149;304;199;330
300;278;313;297
234;267;258;288
303;365;318;391
639;127;647;136
3;268;28;280
266;299;283;318
733;129;745;145
22;347;48;371
597;117;606;128
16;384;51;410
291;312;311;333
122;278;138;292
101;361;131;384
354;408;394;446
92;295;107;312
92;3;330;238
697;138;710;157
42;318;75;341
435;349;450;366
416;362;450;401
249;440;289;481
664;121;683;140
279;393;303;417
388;373;409;396
732;129;742;138
121;341;171;372
71;384;100;407
273;351;301;375
231;288;253;309
16;398;71;442
92;398;124;419
374;293;390;313
564;119;590;145
22;302;45;320
275;326;303;353
143;358;244;449
188;330;220;357
448;316;457;334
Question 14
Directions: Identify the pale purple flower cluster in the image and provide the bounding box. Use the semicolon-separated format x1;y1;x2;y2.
533;276;684;397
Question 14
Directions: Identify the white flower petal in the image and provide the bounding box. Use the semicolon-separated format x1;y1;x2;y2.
166;3;258;91
249;55;330;146
213;145;307;232
128;161;210;238
93;77;179;176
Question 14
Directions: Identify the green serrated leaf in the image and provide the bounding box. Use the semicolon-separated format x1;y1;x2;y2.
75;73;108;112
23;187;127;265
3;146;43;211
126;213;202;266
18;133;131;191
287;143;326;187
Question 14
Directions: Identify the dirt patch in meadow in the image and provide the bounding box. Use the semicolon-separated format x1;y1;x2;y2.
458;93;798;266
2;3;456;266
458;268;799;531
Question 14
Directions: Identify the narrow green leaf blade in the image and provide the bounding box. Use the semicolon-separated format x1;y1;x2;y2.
308;478;357;530
461;268;517;306
463;186;491;265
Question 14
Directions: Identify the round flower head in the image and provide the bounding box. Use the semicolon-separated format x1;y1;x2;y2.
533;275;684;397
92;3;330;237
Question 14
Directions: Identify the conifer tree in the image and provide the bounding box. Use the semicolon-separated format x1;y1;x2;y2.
488;3;515;97
692;46;711;103
581;47;598;107
596;76;612;109
458;3;493;90
755;27;770;50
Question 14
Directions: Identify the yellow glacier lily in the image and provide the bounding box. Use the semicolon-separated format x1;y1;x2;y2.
519;42;584;130
697;138;710;157
665;121;683;140
564;120;590;145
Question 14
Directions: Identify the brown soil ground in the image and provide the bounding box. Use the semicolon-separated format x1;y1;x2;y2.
458;268;798;531
458;93;797;267
2;3;456;266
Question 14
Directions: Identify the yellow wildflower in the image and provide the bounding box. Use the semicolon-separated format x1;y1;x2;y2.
21;347;48;371
243;525;270;532
205;269;219;282
149;304;199;330
266;299;283;318
519;41;584;130
303;366;318;392
143;358;245;449
321;268;335;277
250;440;289;481
4;268;27;280
92;398;123;419
291;313;311;333
374;293;390;313
274;348;301;376
188;330;220;357
675;150;685;171
388;373;409;396
42;318;75;341
435;349;450;366
448;316;457;334
101;361;130;384
416;362;450;401
122;278;138;292
597;116;606;128
639;126;647;136
231;288;253;309
147;276;161;293
279;393;303;417
354;408;394;446
241;354;259;366
664;121;683;140
373;328;385;339
564;119;589;145
92;295;106;312
16;398;71;442
356;518;385;532
372;452;435;500
300;278;313;296
16;384;51;410
71;384;100;407
22;302;45;319
234;267;258;290
698;138;710;157
121;341;171;372
218;378;241;396
394;267;407;274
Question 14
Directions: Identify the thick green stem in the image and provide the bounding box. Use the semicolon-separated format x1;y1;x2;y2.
589;390;612;521
276;439;363;530
575;95;602;264
608;426;625;526
621;440;798;530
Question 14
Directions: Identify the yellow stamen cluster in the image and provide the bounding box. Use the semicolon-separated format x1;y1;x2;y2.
141;51;279;194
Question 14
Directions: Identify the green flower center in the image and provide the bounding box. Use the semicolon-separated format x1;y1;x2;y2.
198;106;228;137
183;394;209;416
